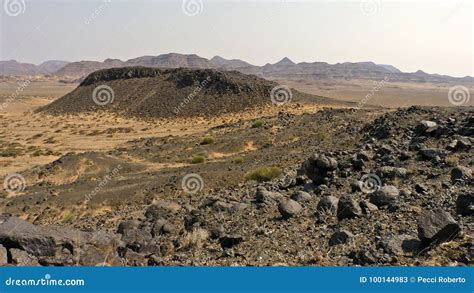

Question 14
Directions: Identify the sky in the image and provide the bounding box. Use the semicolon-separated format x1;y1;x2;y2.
0;0;472;77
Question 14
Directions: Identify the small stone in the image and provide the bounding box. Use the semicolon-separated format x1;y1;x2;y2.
415;120;438;135
456;193;474;216
414;183;429;194
360;200;378;214
329;230;353;246
337;196;362;220
447;139;471;152
290;191;312;202
219;234;245;248
278;199;302;219
419;148;440;161
417;209;460;248
356;151;371;161
370;185;399;207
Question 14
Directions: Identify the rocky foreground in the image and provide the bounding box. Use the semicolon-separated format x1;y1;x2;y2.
0;106;472;266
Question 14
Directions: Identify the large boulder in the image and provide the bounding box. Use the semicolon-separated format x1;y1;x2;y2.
417;209;460;248
0;215;121;266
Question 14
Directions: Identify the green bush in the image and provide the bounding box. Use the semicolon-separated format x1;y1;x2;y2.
232;156;244;164
251;120;264;128
200;136;214;145
191;154;205;164
244;166;282;182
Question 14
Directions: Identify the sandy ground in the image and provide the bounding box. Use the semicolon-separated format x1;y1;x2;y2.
280;79;474;108
0;92;334;177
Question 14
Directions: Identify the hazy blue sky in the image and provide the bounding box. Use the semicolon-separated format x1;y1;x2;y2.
1;0;472;77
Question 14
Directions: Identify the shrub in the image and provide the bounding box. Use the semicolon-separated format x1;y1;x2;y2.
191;154;205;164
445;154;459;166
200;136;214;145
232;156;244;164
244;166;282;182
62;211;76;223
251;120;264;128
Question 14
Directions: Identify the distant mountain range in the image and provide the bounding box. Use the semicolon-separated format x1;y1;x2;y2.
1;53;472;83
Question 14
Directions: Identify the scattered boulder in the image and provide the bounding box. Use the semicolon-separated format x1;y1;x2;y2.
376;166;408;179
337;196;362;220
117;220;141;234
329;230;353;246
316;196;339;216
369;185;399;207
451;166;472;182
417;209;460;247
255;186;283;204
302;154;338;184
415;120;438;135
278;199;302;219
145;201;181;221
379;234;420;255
447;138;471;152
456;193;474;216
290;190;312;202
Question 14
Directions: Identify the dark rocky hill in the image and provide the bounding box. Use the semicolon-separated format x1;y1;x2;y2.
40;66;336;118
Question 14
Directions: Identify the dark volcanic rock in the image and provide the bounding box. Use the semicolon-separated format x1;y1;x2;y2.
337;196;362;220
417;209;460;247
451;166;472;183
0;215;121;266
219;234;245;249
329;230;353;246
456;193;474;216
